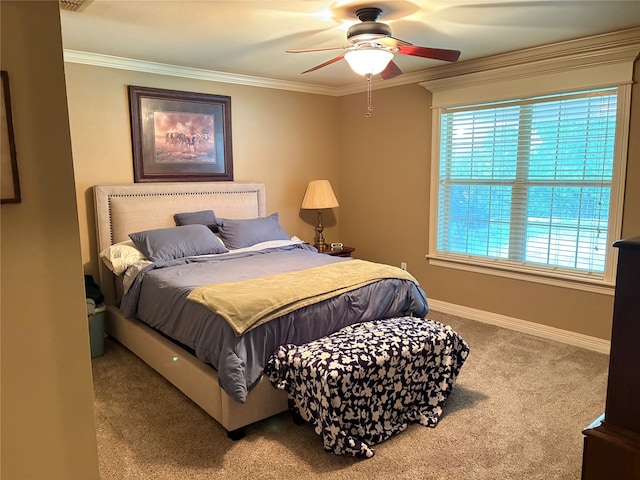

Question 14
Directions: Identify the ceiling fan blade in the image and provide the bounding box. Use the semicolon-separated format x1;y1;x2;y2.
286;46;347;53
397;45;461;63
301;55;345;74
380;60;403;80
378;36;413;48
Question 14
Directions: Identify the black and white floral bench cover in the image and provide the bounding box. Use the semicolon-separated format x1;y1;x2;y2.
265;316;469;458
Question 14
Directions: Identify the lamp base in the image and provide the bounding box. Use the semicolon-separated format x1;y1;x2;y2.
314;210;329;252
315;241;329;252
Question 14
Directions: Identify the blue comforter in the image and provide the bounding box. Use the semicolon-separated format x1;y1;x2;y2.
120;243;429;403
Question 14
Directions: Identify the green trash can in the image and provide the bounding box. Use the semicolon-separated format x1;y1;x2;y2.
88;301;106;358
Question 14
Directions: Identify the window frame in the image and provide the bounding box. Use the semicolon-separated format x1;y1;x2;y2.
427;84;630;294
426;84;631;294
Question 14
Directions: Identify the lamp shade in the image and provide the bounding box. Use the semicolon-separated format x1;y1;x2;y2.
301;180;339;210
345;48;394;76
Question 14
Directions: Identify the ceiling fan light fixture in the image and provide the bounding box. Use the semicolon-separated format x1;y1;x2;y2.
345;48;393;76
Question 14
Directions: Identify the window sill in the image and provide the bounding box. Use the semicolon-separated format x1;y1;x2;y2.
426;254;615;295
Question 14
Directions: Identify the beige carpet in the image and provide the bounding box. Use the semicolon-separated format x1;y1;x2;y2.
92;311;609;479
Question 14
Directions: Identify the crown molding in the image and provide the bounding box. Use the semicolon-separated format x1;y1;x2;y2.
63;49;342;97
64;28;640;99
419;27;640;94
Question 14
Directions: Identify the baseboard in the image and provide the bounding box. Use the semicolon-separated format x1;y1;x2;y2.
428;299;611;355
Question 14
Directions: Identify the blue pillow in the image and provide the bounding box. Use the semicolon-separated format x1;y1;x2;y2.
174;210;219;233
216;213;290;249
129;224;228;262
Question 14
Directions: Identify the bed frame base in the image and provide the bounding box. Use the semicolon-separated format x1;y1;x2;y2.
105;305;289;434
227;428;246;441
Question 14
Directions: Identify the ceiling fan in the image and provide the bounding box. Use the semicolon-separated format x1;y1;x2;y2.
287;6;461;80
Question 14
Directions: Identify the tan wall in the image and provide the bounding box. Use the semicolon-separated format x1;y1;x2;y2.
339;83;432;267
0;2;100;479
340;67;640;341
622;62;640;238
64;63;341;282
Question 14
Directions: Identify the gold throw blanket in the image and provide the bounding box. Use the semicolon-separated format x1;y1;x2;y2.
187;259;419;335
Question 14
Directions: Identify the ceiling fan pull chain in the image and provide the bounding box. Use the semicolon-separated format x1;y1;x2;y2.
366;73;373;117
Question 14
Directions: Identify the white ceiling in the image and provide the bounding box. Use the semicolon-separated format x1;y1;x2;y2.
59;0;640;89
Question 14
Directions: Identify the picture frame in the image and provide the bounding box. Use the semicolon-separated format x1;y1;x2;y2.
128;85;233;182
1;70;21;203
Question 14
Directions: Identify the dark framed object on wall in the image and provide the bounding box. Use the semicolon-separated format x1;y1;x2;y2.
128;85;233;182
1;70;21;203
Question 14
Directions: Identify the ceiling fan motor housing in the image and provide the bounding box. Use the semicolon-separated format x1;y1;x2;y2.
347;21;392;42
347;7;392;43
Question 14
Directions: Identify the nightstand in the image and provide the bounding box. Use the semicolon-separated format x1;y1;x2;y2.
319;246;355;257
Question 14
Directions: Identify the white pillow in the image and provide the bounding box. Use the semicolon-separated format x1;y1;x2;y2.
99;240;148;275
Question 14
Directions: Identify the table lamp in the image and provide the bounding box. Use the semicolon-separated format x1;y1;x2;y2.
301;179;339;251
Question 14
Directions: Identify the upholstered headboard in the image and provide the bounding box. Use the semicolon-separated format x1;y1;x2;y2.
93;182;266;304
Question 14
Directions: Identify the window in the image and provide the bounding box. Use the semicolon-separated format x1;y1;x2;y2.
432;87;628;286
422;29;637;292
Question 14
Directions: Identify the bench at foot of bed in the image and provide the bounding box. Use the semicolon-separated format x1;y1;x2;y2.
265;316;470;458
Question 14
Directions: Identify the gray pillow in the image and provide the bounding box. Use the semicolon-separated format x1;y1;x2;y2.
129;224;228;262
174;210;219;233
216;213;290;249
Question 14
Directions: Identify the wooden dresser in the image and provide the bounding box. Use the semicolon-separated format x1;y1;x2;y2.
581;237;640;479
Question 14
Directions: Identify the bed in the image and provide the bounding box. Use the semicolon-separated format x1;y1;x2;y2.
93;181;430;439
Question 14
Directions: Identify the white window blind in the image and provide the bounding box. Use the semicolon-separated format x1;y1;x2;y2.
437;88;619;280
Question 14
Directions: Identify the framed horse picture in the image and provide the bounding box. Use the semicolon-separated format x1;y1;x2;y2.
128;86;233;182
